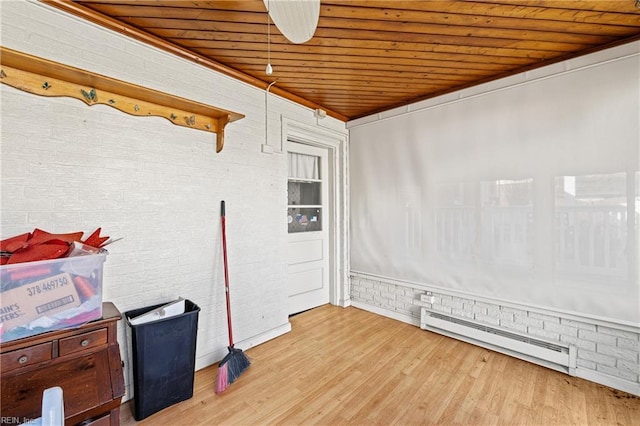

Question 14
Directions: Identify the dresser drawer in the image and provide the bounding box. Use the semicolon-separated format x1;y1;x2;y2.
59;328;108;356
1;342;52;373
81;412;111;426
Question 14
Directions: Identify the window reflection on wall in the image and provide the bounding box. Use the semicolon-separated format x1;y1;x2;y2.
435;179;534;266
391;186;422;259
480;178;534;266
554;172;628;282
435;182;476;261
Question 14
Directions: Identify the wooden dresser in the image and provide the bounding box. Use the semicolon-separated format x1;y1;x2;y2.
0;302;125;426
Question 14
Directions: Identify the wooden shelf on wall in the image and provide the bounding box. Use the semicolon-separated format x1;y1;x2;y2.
0;46;244;152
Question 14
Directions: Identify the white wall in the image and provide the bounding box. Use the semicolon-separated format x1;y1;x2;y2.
0;0;346;400
348;42;640;395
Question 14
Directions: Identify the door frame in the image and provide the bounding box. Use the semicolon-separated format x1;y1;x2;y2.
282;117;350;308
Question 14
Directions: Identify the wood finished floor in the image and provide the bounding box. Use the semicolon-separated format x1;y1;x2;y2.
120;305;640;425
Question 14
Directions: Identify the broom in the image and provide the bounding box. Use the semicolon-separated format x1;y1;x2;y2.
215;200;250;393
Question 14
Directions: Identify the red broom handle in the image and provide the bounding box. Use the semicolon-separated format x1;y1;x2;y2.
221;200;234;348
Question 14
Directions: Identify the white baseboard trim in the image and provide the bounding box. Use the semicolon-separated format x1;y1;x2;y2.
194;321;292;372
338;298;352;308
575;368;640;397
351;301;420;326
240;321;293;351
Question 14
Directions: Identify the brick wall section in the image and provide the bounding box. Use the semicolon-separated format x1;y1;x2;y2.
350;274;640;389
350;276;422;319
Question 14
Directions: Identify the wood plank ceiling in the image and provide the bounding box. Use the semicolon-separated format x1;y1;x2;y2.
46;0;640;122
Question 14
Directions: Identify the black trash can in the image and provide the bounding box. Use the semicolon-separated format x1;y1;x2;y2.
125;299;200;421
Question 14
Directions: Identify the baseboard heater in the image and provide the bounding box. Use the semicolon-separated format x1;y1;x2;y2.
421;309;577;375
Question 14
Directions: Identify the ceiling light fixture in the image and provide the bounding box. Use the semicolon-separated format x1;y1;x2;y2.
264;0;320;44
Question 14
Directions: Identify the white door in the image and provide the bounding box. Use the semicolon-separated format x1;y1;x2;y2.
287;141;330;315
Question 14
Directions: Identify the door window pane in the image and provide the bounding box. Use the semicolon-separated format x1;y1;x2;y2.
288;151;322;233
288;181;321;206
288;207;322;233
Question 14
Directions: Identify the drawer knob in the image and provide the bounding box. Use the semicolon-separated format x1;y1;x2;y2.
18;355;28;364
81;339;90;347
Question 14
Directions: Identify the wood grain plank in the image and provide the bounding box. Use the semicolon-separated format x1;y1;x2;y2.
325;1;640;27
476;0;640;16
176;34;558;63
81;2;640;33
118;13;634;46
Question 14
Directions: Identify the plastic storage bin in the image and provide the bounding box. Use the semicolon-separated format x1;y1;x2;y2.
125;299;200;421
0;252;106;343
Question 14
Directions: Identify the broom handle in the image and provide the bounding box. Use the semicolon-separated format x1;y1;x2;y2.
221;200;234;348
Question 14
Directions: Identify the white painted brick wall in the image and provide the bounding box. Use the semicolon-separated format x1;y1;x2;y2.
474;313;500;326
1;1;346;401
597;344;638;363
561;335;596;351
579;329;617;346
598;365;638;382
350;273;640;395
619;338;640;352
441;297;463;310
599;326;640;340
451;308;474;320
579;350;618;367
499;319;528;334
498;311;514;322
562;318;597;332
350;276;421;318
544;321;578;337
577;359;597;370
619;360;640;375
529;311;561;324
527;327;560;342
513;314;543;329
